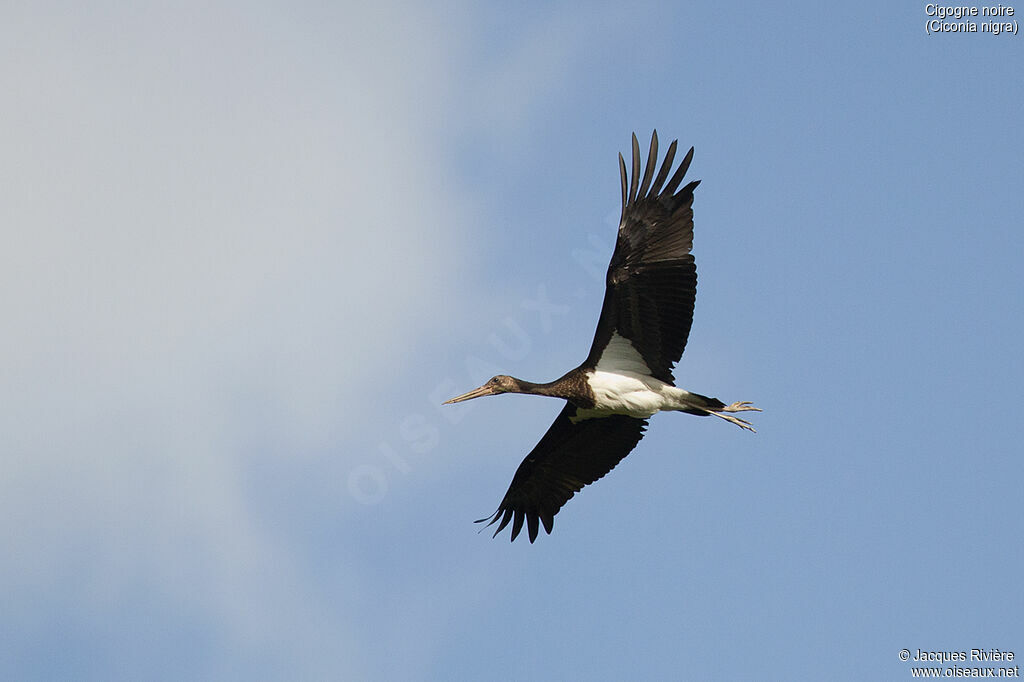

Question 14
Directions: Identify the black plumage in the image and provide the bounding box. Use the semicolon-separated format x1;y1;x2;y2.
584;133;700;384
475;406;648;542
446;131;757;543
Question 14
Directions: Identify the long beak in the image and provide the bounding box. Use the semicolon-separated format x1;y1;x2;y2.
443;384;497;404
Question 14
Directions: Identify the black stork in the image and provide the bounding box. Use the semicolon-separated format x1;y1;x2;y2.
444;131;759;543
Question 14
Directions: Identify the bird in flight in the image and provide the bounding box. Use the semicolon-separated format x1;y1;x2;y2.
444;131;759;542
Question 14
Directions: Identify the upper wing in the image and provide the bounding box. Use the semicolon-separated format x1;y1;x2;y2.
584;131;701;383
478;404;648;543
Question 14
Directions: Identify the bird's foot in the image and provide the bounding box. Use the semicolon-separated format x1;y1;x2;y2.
713;412;756;432
710;401;760;432
722;401;761;413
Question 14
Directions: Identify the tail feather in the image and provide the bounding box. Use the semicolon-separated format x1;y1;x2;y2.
679;391;725;416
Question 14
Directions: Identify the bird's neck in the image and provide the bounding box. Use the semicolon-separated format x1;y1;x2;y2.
509;369;593;406
509;378;561;397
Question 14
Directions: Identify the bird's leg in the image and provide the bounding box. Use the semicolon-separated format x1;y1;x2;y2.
706;401;761;432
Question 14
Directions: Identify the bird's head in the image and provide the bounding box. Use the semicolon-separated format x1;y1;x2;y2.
443;375;519;404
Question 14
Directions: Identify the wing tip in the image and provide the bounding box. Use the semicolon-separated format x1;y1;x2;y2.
621;132;697;210
663;144;696;197
619;152;628;219
628;133;641;206
474;506;554;544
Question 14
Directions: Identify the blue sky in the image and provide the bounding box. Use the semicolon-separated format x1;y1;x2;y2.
2;2;1021;680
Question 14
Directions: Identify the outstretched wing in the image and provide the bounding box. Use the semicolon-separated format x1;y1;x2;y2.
584;131;701;383
478;404;648;543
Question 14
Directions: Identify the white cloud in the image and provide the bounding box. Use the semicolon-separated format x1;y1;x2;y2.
0;3;474;676
462;8;600;142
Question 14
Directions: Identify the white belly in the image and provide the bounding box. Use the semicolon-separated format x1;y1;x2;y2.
577;370;683;420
